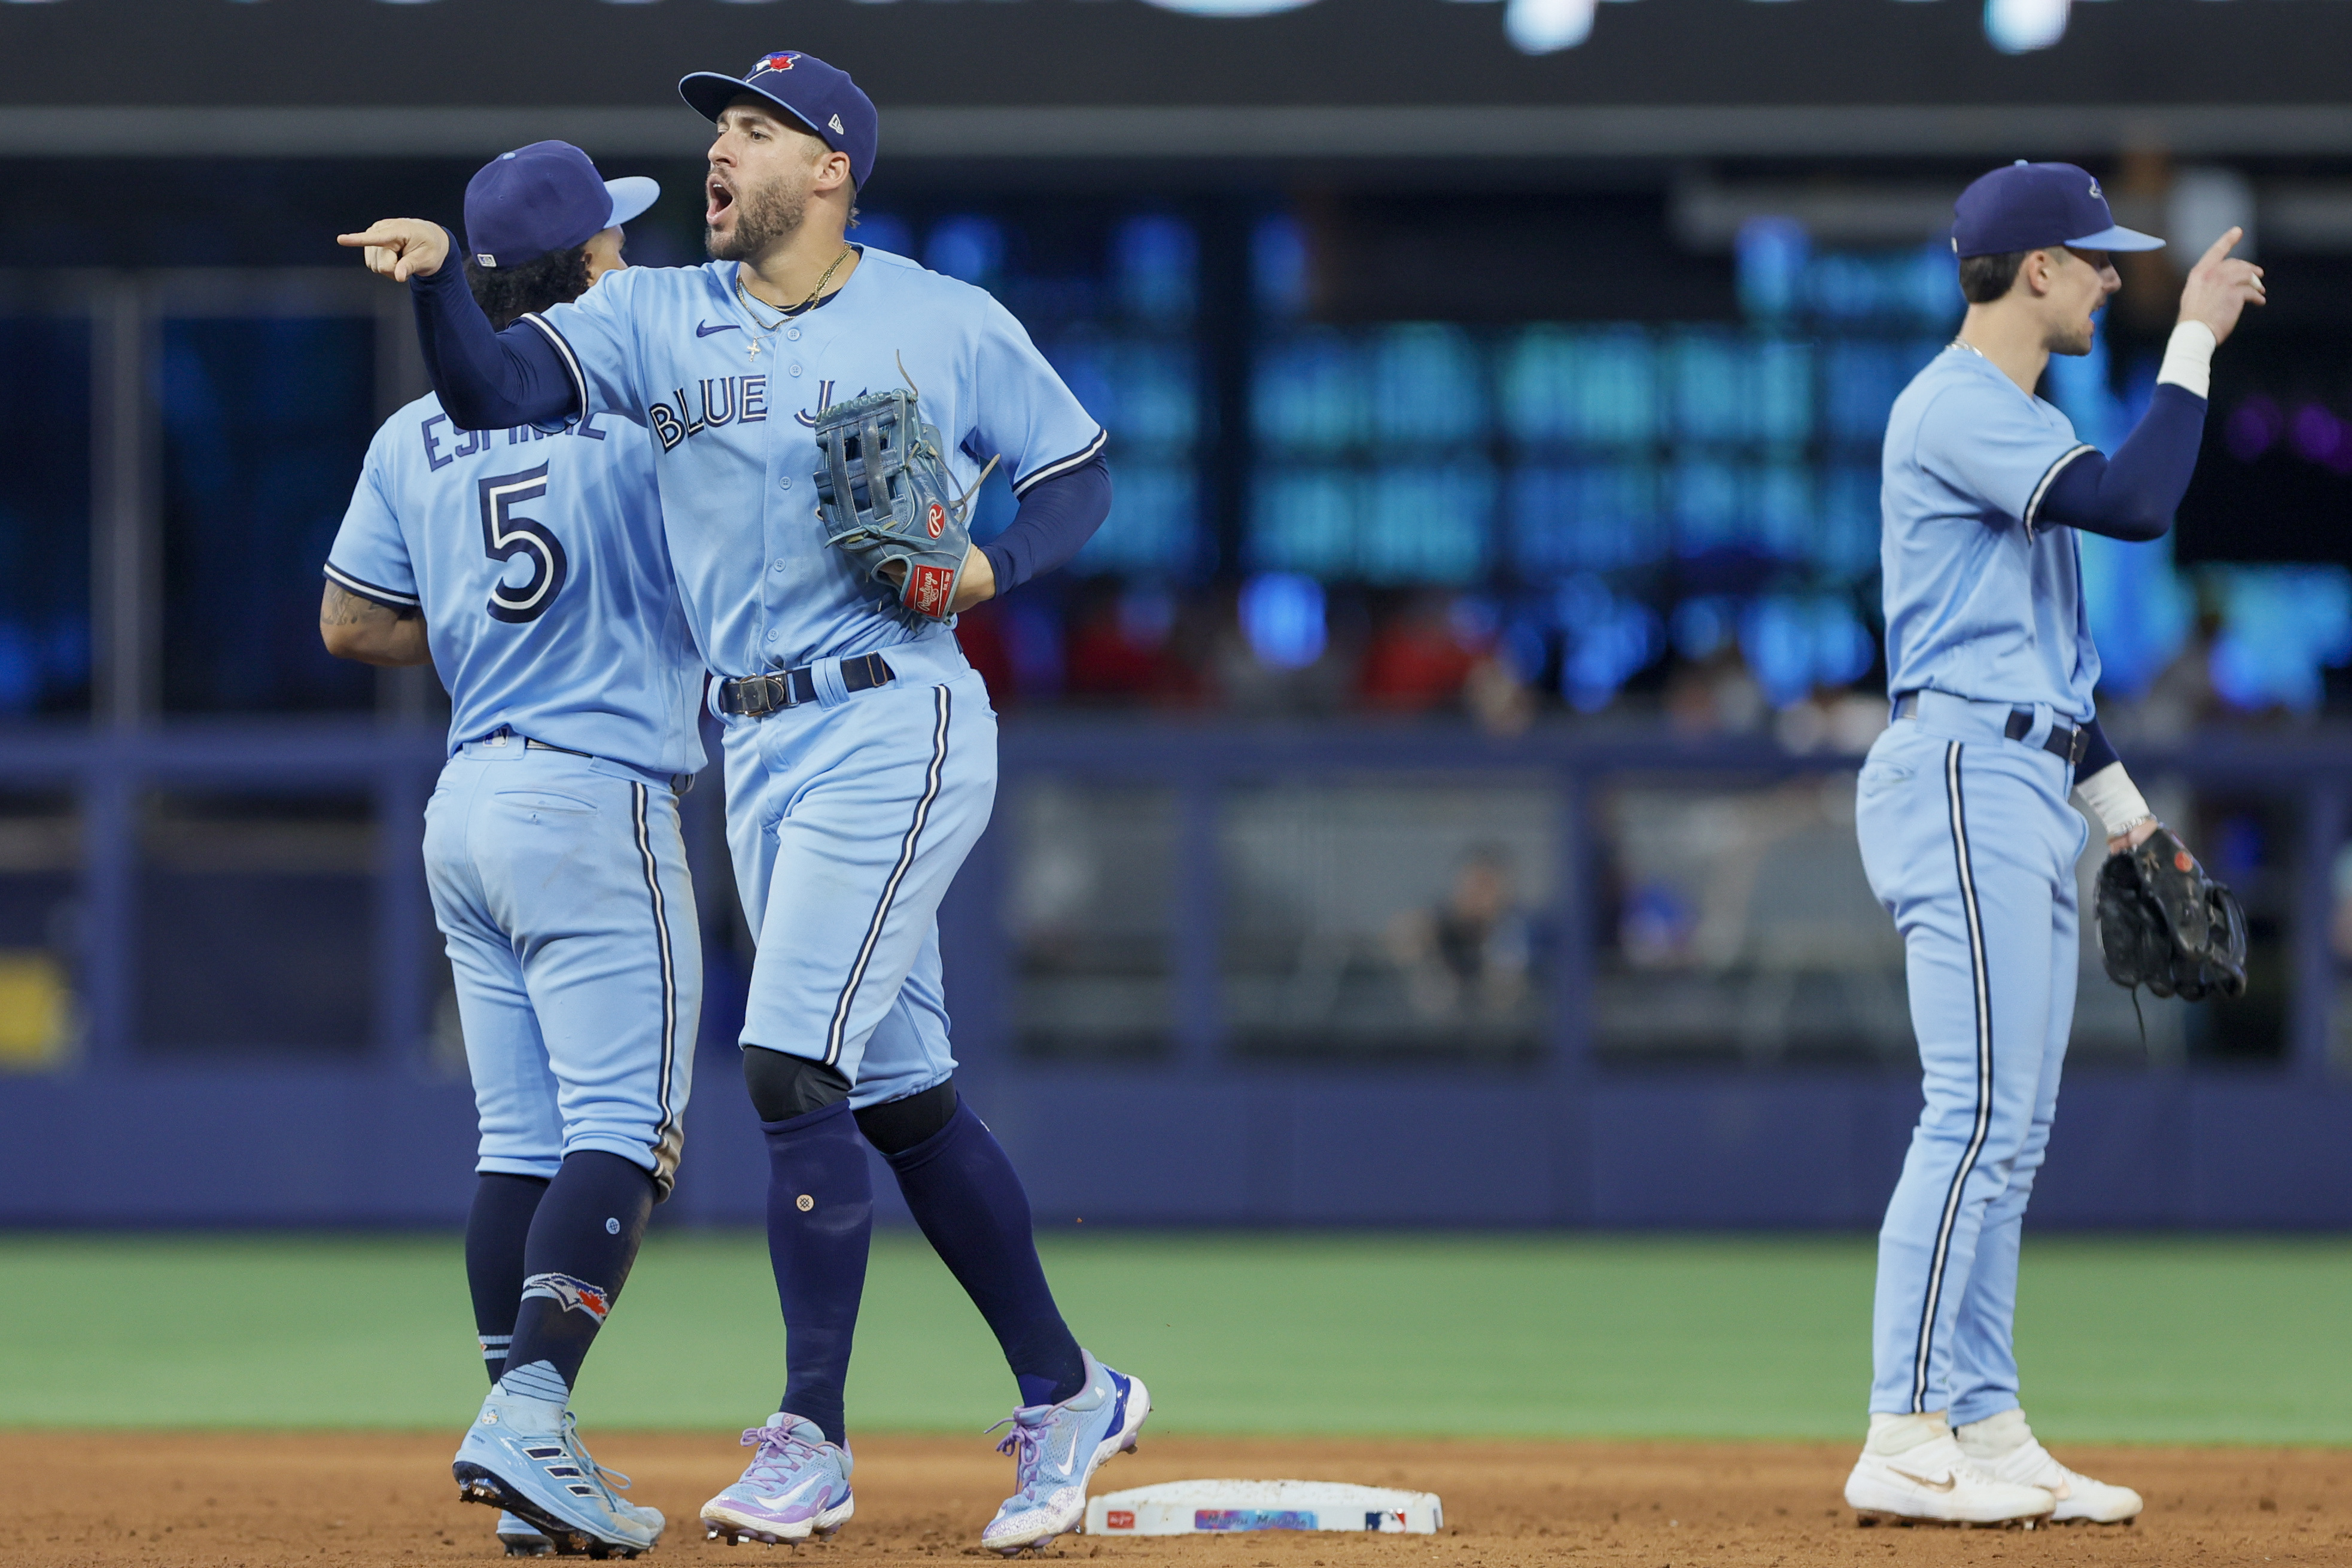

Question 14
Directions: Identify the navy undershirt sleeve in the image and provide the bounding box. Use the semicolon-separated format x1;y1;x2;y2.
2037;383;2208;543
979;456;1112;595
2078;716;2120;779
409;241;578;431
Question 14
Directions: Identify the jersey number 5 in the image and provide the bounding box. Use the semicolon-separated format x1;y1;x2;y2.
478;464;568;624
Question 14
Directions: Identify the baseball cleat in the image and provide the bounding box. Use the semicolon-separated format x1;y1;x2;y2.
1969;1433;2143;1524
453;1390;664;1559
1845;1435;2056;1527
699;1413;856;1545
498;1511;555;1557
979;1351;1149;1555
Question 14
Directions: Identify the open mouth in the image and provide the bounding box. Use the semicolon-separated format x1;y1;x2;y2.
707;175;735;226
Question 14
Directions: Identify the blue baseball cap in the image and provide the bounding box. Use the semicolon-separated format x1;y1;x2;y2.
679;50;878;189
1952;161;2163;258
465;141;659;270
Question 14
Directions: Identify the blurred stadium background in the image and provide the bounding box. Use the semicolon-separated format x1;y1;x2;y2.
3;0;2352;1254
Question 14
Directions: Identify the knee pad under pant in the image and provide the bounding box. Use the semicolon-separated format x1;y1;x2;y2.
742;1047;852;1123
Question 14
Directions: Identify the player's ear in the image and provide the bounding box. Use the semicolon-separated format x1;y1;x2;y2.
2023;248;2058;297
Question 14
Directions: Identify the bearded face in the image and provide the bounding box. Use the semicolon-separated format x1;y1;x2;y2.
707;159;810;262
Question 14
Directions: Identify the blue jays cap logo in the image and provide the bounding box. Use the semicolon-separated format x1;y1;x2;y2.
752;51;799;76
2088;176;2104;200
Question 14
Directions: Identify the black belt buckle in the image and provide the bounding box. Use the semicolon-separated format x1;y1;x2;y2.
2004;708;2088;766
721;672;794;718
723;656;894;718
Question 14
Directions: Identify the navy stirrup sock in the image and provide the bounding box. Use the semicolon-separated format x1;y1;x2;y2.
497;1151;656;1405
881;1098;1086;1408
763;1100;874;1447
465;1173;549;1384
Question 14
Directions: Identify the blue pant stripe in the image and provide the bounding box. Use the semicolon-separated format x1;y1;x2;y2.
1912;740;1997;1412
631;783;681;1182
824;683;952;1067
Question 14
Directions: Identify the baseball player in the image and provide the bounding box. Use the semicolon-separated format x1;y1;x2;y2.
324;142;702;1558
1843;162;2264;1526
339;49;1137;1556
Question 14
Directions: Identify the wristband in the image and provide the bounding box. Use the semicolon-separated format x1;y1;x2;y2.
2156;320;2217;400
2077;762;2153;841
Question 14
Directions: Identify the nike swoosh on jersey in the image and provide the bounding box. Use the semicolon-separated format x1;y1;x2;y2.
696;321;742;337
1887;1467;1957;1494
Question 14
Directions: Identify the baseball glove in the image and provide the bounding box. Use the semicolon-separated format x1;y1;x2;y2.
811;383;996;625
2094;824;2248;1002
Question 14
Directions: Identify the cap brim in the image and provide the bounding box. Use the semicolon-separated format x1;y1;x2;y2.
604;176;659;230
2066;224;2165;252
678;71;821;138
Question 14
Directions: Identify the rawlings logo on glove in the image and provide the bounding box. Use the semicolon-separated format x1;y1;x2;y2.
2094;824;2248;1003
810;371;996;626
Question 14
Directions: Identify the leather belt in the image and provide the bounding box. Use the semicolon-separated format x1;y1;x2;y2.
524;737;589;758
718;654;895;718
1894;693;2089;766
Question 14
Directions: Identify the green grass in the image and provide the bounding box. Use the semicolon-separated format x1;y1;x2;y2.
5;1231;2348;1444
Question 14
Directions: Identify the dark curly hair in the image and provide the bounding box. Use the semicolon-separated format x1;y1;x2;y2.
464;243;595;330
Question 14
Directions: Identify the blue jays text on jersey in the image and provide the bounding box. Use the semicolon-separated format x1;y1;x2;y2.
516;246;1106;678
327;392;706;779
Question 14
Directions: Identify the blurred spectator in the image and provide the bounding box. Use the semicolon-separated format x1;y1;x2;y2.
1210;579;1361;715
1358;590;1484;712
1465;651;1536;735
1773;688;1888;754
954;598;1019;708
1061;580;1203;706
1664;647;1768;736
1382;845;1532;1019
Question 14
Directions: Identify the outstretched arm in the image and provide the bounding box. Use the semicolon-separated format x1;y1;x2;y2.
336;219;577;430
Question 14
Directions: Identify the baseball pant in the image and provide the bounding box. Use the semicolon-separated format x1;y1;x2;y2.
1854;690;2086;1426
722;637;996;1108
426;736;701;1196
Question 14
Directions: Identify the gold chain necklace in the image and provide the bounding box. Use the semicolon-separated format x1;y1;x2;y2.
735;246;853;331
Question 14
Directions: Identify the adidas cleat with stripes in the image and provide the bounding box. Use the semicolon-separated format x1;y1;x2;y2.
979;1351;1149;1555
497;1511;555;1557
454;1391;664;1559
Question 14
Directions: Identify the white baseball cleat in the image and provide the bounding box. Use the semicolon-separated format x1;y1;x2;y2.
1958;1412;2142;1524
1845;1435;2056;1526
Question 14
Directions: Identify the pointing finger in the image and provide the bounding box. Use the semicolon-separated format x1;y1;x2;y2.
2196;228;2244;270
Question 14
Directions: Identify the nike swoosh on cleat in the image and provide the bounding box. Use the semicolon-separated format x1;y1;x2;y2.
696;321;741;337
1887;1467;1958;1493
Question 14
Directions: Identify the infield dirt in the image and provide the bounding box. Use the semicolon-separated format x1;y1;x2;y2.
6;1432;2347;1567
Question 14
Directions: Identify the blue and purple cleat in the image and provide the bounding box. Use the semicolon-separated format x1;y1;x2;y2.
699;1413;856;1545
979;1351;1150;1555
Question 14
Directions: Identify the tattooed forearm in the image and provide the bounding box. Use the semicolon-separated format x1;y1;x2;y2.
320;583;431;666
321;583;416;626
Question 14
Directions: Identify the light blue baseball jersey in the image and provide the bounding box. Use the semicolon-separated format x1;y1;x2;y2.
327;393;706;778
518;246;1105;676
1880;345;2101;721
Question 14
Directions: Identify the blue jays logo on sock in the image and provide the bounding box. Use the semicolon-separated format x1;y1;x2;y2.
521;1271;613;1322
